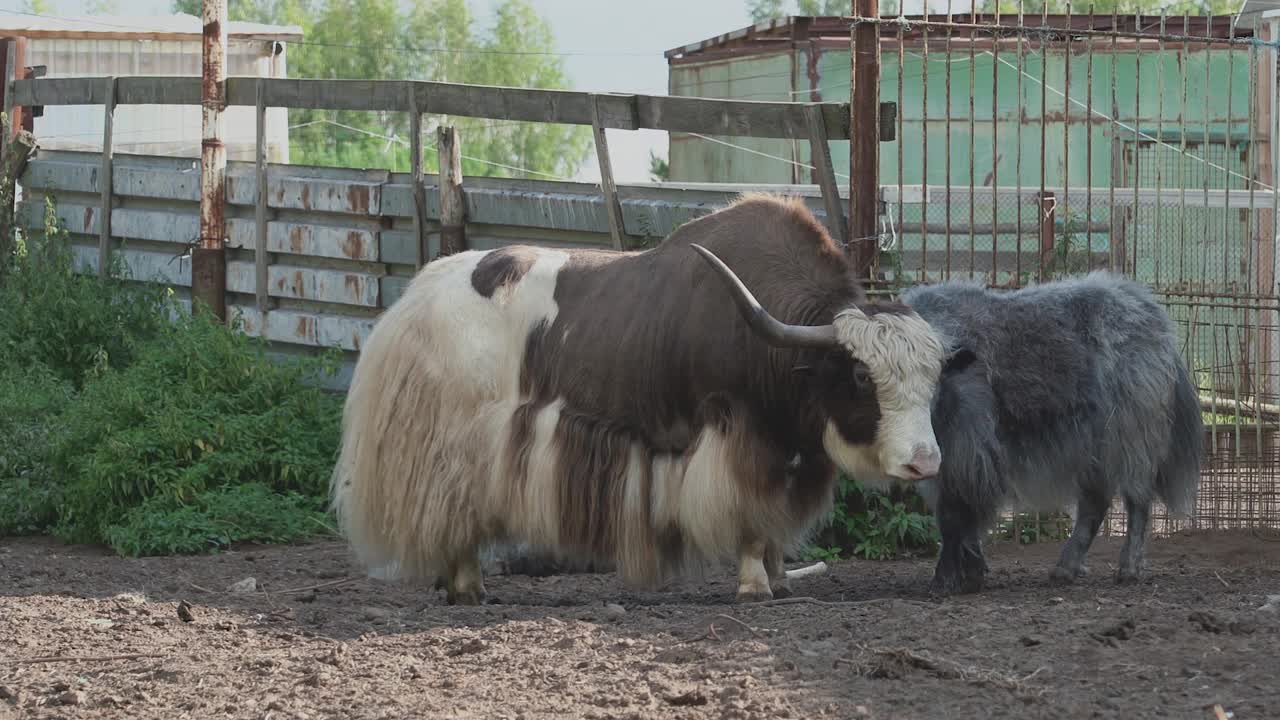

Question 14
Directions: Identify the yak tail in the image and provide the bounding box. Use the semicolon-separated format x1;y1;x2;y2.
1156;358;1204;519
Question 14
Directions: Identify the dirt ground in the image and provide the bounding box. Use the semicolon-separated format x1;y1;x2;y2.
2;531;1278;720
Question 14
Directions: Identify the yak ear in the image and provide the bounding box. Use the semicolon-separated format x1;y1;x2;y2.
943;346;977;375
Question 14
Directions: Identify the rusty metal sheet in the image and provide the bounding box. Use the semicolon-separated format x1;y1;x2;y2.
226;218;380;261
112;207;199;244
228;175;383;215
226;261;380;307
229;305;376;351
114;163;202;202
69;245;192;286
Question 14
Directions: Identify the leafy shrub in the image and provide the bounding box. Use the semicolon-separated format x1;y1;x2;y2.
104;483;334;557
804;474;940;562
0;194;345;554
48;309;344;545
0;197;171;387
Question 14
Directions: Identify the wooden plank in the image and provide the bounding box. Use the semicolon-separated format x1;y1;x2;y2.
11;77;855;140
227;218;379;261
229;305;376;352
804;104;847;243
70;245;192;286
255;78;270;312
226;262;381;307
409;90;426;268
244;174;383;215
97;77;116;278
589;96;626;251
437;125;466;256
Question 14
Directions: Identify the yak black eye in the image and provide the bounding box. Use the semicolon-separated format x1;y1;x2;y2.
853;365;872;387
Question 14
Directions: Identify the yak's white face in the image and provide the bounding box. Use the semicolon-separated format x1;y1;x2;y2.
820;307;950;490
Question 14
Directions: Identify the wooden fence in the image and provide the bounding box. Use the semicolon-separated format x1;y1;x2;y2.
16;148;900;388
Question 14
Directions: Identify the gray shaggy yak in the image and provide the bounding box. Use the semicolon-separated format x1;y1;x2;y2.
901;271;1204;594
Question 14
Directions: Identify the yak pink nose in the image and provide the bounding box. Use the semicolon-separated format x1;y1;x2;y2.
901;446;941;480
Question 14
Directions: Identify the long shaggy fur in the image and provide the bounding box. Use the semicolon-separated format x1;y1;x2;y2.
902;271;1205;593
328;194;952;603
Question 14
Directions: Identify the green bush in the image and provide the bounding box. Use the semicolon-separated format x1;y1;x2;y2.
0;195;344;555
804;474;940;562
104;483;334;557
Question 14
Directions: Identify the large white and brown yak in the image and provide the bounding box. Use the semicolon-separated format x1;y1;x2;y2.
329;194;975;604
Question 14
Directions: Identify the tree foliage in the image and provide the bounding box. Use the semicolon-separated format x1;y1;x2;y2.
748;0;902;20
172;0;591;180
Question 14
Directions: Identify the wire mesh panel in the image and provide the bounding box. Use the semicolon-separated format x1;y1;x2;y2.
862;11;1280;540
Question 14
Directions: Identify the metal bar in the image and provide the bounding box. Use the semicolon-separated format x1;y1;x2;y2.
806;104;847;244
590;95;626;251
1039;2;1048;283
437;125;467;257
409;89;426;267
254;77;269;313
1109;5;1118;272
1180;12;1190;286
97;76;115;279
968;0;977;279
1202;16;1213;290
842;14;1256;45
944;0;953;280
1015;0;1023;285
1225;14;1237;291
920;17;930;283
1062;0;1072;275
1085;3;1094;271
1039;190;1055;277
1131;7;1141;278
193;0;227;321
1155;10;1166;288
896;14;904;278
990;3;1000;283
849;0;882;276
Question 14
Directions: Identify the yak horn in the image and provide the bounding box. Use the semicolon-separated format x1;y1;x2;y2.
690;243;839;349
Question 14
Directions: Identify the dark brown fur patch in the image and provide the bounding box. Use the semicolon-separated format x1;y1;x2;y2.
471;246;538;298
505;194;910;583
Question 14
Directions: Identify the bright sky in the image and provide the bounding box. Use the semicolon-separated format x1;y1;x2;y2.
0;0;935;182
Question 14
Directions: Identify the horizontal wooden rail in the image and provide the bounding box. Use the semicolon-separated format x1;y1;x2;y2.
8;76;896;141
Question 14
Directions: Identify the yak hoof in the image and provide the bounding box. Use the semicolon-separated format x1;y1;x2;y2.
446;589;485;606
1115;568;1143;585
735;588;773;604
1047;565;1079;586
929;572;982;597
770;584;794;600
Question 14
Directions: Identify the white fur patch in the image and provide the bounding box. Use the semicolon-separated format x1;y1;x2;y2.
830;307;946;482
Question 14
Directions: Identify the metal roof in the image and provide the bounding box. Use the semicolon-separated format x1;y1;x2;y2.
665;14;1257;61
0;13;304;41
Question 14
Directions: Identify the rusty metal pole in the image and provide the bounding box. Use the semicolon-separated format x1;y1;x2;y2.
193;0;227;321
848;0;880;278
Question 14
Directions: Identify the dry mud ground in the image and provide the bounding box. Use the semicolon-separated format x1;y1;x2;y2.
2;531;1279;720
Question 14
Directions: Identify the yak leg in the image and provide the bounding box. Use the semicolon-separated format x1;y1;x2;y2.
931;494;987;596
445;551;486;606
763;540;792;599
1049;487;1109;586
1116;495;1150;584
736;538;772;603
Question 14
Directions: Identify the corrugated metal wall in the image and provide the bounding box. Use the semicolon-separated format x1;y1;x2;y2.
25;38;290;163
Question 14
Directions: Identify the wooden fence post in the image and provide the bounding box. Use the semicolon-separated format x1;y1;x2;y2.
1038;191;1056;281
410;90;427;267
97;76;115;278
804;104;847;243
437;125;466;257
589;94;626;250
0;129;35;275
849;0;881;277
254;78;270;313
193;0;228;321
